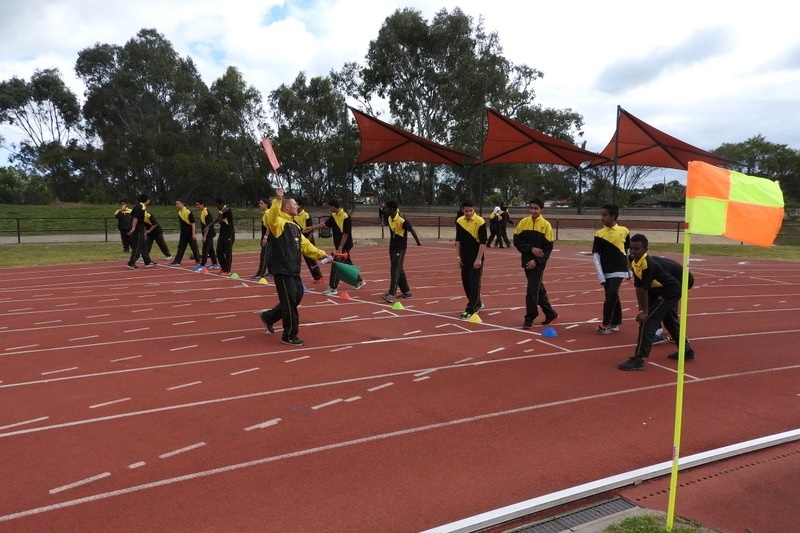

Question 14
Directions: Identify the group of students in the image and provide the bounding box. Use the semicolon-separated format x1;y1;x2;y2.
117;195;235;273
453;199;696;371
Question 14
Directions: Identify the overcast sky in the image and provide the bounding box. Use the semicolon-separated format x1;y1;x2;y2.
2;0;799;180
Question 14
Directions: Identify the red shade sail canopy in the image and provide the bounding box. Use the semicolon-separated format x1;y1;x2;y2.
590;107;733;169
480;108;606;168
350;107;478;166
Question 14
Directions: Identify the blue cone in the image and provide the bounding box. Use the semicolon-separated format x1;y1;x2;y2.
542;326;558;338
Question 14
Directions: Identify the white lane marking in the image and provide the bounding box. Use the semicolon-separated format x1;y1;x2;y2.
35;320;62;325
453;358;473;364
413;376;430;382
5;344;40;351
123;328;149;333
414;370;436;377
341;315;359;320
404;330;422;335
89;398;131;409
487;347;505;354
130;308;152;313
85;314;110;319
69;335;98;342
41;367;78;375
128;462;146;469
215;315;237;319
169;345;197;352
49;473;110;494
516;339;532;344
285;356;310;363
110;355;142;363
230;368;259;376
330;346;352;353
311;399;343;410
166;381;202;391
222;336;245;342
244;418;282;431
55;303;78;307
367;383;393;392
159;442;206;459
172;321;196;326
0;417;49;431
344;396;361;402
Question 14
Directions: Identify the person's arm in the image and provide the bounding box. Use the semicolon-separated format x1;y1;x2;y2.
635;286;649;323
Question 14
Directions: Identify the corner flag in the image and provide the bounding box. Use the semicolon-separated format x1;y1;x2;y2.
261;139;281;173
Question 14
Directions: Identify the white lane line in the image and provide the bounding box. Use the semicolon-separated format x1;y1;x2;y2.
453;357;473;364
41;367;78;375
367;383;393;392
173;303;192;308
172;321;196;326
128;462;146;469
55;303;78;307
341;315;359;320
166;381;202;391
35;320;62;325
426;300;440;305
330;346;352;353
285;356;310;363
169;345;198;352
110;355;142;363
215;314;237;319
311;399;343;410
49;472;110;494
0;416;49;431
414;370;436;377
565;324;579;330
487;347;505;354
6;344;40;351
230;367;259;376
90;398;131;409
130;308;152;314
413;376;430;382
159;442;206;459
85;314;110;319
124;328;150;334
344;396;361;402
244;418;282;431
222;336;245;342
98;298;120;302
516;339;532;344
403;330;422;336
69;335;99;342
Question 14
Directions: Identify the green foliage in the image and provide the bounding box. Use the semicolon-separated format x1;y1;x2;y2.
605;514;705;533
715;135;800;202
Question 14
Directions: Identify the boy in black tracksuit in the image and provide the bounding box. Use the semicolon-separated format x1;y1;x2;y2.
513;198;557;328
618;234;696;371
144;212;172;260
126;194;155;269
207;199;234;274
592;204;630;334
382;200;421;303
194;200;218;270
455;199;487;319
115;201;132;252
170;199;199;265
259;189;330;346
305;199;365;295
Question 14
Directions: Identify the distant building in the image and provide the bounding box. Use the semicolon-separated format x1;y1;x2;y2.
633;196;684;208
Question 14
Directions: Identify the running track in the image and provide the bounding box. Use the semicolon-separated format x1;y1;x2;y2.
1;243;799;532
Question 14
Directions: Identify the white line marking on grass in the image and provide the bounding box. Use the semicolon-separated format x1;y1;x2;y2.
69;335;98;342
285;356;310;363
128;462;145;469
90;398;131;409
110;355;142;362
49;473;110;494
6;344;39;351
487;347;505;354
169;345;197;352
0;417;49;431
172;321;196;326
244;418;281;431
330;346;352;353
166;381;202;391
41;367;78;375
222;336;245;342
123;328;149;333
159;442;206;458
367;383;393;392
404;330;422;335
230;367;259;376
311;399;342;410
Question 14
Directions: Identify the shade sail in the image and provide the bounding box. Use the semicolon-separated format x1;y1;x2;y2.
480;108;607;168
590;107;733;169
350;107;478;166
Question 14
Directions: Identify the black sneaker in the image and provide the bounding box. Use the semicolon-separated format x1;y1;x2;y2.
667;351;695;361
541;313;558;325
522;321;533;329
260;312;274;334
126;264;138;270
400;292;412;298
281;337;304;346
618;357;646;371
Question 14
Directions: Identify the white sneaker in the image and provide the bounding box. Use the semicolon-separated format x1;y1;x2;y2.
165;256;173;261
321;287;338;295
355;279;367;289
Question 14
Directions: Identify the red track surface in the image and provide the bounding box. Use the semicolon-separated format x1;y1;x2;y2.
1;244;799;532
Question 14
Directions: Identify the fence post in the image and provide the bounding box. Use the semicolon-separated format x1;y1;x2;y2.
16;218;21;244
104;218;109;242
676;222;681;244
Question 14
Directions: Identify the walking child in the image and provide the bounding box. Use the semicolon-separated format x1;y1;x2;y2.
114;200;132;252
513;198;557;328
194;199;219;270
305;198;365;295
126;194;156;269
294;198;324;284
381;200;421;303
592;204;630;334
455;199;487;319
206;199;234;274
169;199;200;266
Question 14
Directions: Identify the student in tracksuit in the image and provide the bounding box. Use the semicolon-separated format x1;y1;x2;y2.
455;199;487;319
513;198;558;328
259;188;331;346
252;198;272;280
305;198;365;295
381;200;421;303
169;200;199;265
126;194;155;269
294;199;324;284
617;234;696;371
194;199;219;270
144;212;172;261
592;204;630;334
206;199;234;274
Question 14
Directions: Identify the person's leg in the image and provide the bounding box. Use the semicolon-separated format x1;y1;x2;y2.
602;278;623;326
523;268;542;325
189;238;200;262
662;298;694;359
155;233;170;258
538;280;557;322
140;232;153;264
387;250;401;295
128;232;140;266
466;262;483;313
174;235;187;263
396;249;411;294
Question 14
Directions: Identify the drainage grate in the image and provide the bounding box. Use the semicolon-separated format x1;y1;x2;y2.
512;498;638;533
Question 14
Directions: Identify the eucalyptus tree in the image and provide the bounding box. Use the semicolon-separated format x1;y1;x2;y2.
714;135;800;202
75;28;207;202
269;73;360;206
0;68;85;200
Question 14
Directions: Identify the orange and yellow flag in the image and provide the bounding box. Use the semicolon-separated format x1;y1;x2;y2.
685;161;784;247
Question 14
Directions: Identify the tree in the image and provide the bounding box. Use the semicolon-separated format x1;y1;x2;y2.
269;73;359;206
714;135;800;202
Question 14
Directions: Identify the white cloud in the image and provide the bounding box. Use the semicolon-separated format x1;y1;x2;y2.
2;0;800;170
